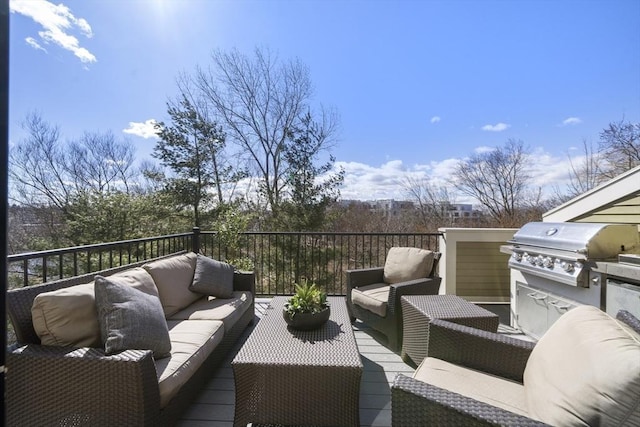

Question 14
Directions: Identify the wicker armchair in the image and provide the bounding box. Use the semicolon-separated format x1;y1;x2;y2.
346;247;441;351
392;308;640;426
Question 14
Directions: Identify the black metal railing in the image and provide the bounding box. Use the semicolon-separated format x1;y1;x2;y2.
7;233;194;289
7;229;441;296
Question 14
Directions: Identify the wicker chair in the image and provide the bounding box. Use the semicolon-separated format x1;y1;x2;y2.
346;247;441;351
391;307;640;426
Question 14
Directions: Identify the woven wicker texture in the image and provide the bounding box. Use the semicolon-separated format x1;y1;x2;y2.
392;374;549;426
346;255;442;351
232;296;363;427
6;254;256;427
401;295;500;366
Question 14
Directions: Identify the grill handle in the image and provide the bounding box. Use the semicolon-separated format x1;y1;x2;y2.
527;292;547;301
549;300;572;310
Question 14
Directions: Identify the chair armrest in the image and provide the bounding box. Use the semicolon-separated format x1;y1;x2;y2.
392;374;548;426
388;277;442;316
428;319;535;382
7;345;161;426
233;270;256;294
346;267;384;289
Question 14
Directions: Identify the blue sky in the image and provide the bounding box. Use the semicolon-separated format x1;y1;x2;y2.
9;0;640;202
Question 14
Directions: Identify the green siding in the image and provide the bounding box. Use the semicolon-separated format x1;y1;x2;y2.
455;241;511;299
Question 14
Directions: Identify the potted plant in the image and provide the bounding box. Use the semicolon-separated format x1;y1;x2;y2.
283;280;330;330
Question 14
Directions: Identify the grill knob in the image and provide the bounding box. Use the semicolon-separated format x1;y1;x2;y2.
543;257;554;268
561;261;574;273
512;252;522;261
535;255;544;266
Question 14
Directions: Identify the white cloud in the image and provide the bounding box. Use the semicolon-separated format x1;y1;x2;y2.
474;146;495;154
25;36;47;52
331;147;575;207
430;116;441;124
481;122;510;132
10;0;96;64
562;117;582;126
123;119;159;139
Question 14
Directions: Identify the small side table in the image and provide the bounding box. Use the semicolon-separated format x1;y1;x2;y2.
401;295;500;366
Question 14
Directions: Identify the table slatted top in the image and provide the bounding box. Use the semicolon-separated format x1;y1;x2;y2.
401;295;499;320
233;296;362;368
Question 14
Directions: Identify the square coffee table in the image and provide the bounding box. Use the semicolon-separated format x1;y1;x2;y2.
401;295;500;366
232;296;363;427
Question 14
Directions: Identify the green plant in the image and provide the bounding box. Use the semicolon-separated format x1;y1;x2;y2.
283;280;328;319
228;256;254;272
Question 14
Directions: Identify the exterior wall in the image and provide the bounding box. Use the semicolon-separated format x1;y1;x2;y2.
543;165;640;224
456;241;511;299
573;195;640;225
438;228;518;302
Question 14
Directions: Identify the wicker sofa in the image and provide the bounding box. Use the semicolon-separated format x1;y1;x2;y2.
391;306;640;426
7;251;255;427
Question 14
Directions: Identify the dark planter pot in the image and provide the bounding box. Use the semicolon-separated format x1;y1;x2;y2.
283;307;331;331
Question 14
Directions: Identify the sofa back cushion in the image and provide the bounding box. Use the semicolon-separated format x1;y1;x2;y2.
143;252;199;317
31;267;159;347
524;305;640;426
383;247;434;284
190;254;235;298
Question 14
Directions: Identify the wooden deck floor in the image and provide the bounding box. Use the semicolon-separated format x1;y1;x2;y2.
176;298;527;427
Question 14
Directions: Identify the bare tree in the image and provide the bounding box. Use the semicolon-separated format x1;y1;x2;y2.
564;139;605;198
454;139;530;227
10;112;72;210
191;47;338;217
67;131;137;194
599;119;640;178
401;175;458;231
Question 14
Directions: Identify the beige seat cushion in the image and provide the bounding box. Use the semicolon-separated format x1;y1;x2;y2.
31;267;159;347
168;291;253;331
351;283;390;317
383;247;434;284
414;357;530;418
143;252;199;317
524;305;640;426
155;319;225;408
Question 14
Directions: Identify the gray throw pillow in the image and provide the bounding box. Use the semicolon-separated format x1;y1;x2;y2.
95;275;171;359
190;254;235;298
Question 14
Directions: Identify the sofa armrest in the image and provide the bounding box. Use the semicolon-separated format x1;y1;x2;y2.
7;345;161;426
391;374;548;426
428;319;535;382
346;267;384;289
233;270;256;294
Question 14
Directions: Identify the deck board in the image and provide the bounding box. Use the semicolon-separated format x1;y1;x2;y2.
177;298;527;427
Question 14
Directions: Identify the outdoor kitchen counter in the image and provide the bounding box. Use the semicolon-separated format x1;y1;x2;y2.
592;261;640;283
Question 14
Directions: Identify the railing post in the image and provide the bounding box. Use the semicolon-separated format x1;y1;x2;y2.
192;227;201;253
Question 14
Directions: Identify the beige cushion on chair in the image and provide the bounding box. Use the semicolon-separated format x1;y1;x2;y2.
524;305;640;426
383;247;434;284
414;357;530;418
351;283;390;317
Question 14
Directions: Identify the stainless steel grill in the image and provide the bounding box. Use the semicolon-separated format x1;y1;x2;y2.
507;222;640;339
507;222;639;287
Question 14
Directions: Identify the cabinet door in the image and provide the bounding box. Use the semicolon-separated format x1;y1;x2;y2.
516;283;548;339
547;294;579;329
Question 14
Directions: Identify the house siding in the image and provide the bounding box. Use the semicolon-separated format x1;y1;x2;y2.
574;194;640;225
455;241;511;299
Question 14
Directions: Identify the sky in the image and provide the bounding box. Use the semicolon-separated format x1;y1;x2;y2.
8;0;640;205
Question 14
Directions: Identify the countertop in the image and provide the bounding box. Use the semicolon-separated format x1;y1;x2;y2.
593;261;640;284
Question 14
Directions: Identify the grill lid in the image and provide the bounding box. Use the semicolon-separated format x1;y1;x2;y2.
508;222;639;259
